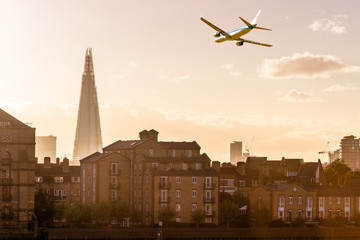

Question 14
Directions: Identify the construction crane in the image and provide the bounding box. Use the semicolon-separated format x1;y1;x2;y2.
318;142;334;162
244;136;255;157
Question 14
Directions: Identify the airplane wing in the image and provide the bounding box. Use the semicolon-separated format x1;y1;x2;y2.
238;38;273;47
200;17;231;39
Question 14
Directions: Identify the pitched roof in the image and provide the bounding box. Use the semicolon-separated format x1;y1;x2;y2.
284;158;304;172
161;141;200;150
153;168;219;176
0;108;32;129
143;153;210;163
246;157;268;170
79;151;114;163
298;162;318;177
103;140;146;151
35;164;81;176
318;186;360;196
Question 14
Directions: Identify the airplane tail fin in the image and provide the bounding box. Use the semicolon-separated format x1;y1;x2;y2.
239;10;272;31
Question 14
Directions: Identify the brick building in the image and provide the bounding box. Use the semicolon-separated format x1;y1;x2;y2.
0;109;35;230
35;157;81;204
81;129;219;226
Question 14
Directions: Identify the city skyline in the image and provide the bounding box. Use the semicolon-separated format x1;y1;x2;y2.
1;1;360;163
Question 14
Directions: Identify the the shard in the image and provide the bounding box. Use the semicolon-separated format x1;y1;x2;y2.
72;48;103;165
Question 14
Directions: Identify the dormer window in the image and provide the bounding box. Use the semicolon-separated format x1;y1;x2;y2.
171;150;176;157
185;150;192;158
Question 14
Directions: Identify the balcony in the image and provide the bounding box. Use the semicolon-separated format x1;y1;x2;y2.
205;211;216;217
203;197;216;203
2;178;12;186
203;183;216;189
109;170;121;176
159;197;171;203
159;182;171;189
2;194;12;202
109;183;120;189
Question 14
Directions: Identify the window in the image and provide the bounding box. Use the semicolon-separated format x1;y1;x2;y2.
111;163;118;174
228;179;234;187
35;177;43;183
278;196;284;208
195;163;202;170
298;210;302;218
288;196;293;204
134;175;137;184
54;190;59;196
171;150;176;157
175;217;181;223
185;150;192;158
192;204;197;211
152;163;158;169
239;180;246;186
71;176;80;183
205;177;212;188
145;175;149;184
319;197;324;208
329;197;332;204
345;197;350;208
183;163;188;170
139;176;142;184
192;177;197;184
61;190;66;196
298;196;303;204
288;210;293;222
176;190;181;198
176;203;181;212
176;176;181;184
149;148;154;157
306;196;313;208
139;163;142;170
54;177;63;183
192;190;197;198
252;180;258;186
337;197;341;204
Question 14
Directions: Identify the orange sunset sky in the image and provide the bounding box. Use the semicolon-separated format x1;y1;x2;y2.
1;0;360;163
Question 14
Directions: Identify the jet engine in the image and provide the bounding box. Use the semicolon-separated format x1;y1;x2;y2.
213;32;221;37
236;41;244;46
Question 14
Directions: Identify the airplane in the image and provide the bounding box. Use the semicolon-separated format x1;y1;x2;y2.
200;10;272;47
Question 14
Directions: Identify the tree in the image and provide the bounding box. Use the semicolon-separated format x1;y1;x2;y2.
158;206;176;227
92;201;111;225
325;159;351;185
34;189;55;227
64;204;83;227
219;200;238;228
191;209;205;228
53;201;67;222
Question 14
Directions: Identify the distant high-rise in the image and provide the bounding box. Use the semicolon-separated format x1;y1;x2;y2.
72;48;102;165
230;141;243;165
340;135;360;171
36;135;56;162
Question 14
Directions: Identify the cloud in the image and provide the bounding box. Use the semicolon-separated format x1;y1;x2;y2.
259;52;360;79
222;64;242;76
158;71;190;83
280;89;323;103
323;83;357;92
309;15;347;34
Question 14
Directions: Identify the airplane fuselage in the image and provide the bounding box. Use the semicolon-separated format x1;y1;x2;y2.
215;26;252;43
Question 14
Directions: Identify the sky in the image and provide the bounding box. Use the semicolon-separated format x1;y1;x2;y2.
1;0;360;163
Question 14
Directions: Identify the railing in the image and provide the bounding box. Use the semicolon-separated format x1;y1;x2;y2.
203;183;216;189
159;197;171;203
109;170;121;176
203;197;216;203
159;182;171;189
109;183;120;189
205;211;216;217
2;178;12;185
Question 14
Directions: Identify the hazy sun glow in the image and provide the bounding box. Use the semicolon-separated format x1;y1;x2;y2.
1;0;360;163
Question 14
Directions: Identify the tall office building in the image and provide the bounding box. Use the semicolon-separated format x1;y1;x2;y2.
72;48;103;165
35;135;56;162
340;135;360;171
230;141;243;165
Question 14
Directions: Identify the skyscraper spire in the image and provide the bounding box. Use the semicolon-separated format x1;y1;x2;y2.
72;48;103;165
